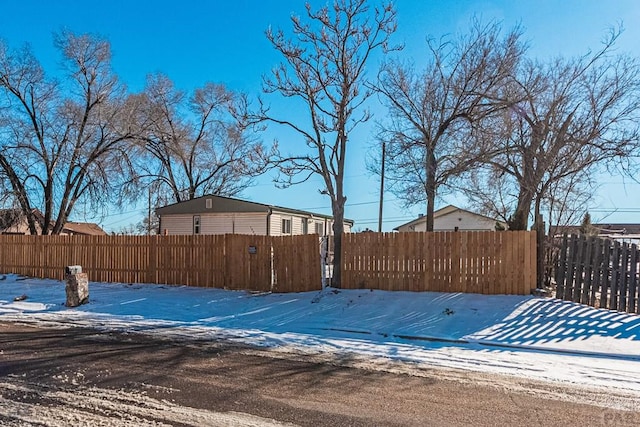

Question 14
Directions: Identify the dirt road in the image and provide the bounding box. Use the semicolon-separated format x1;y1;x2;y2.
0;322;638;426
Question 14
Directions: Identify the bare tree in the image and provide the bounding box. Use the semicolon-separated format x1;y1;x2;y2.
465;159;595;233
262;0;397;287
0;31;137;234
132;73;269;204
467;28;640;231
370;20;524;231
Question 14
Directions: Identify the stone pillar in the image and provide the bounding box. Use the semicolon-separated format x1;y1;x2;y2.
65;266;89;307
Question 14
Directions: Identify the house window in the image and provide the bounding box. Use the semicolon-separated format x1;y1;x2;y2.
302;218;309;234
315;222;324;236
282;218;291;234
193;216;201;234
205;198;212;209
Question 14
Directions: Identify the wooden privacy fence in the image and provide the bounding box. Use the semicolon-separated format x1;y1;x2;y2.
0;231;537;295
555;234;640;314
342;231;536;295
0;234;321;293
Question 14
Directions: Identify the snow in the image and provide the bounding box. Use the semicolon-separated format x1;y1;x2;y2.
1;273;640;407
0;379;296;426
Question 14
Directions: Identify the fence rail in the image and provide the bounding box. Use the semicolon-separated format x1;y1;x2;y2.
555;234;640;314
0;231;537;295
342;231;536;295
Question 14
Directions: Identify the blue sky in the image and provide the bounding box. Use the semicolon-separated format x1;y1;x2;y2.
2;1;640;231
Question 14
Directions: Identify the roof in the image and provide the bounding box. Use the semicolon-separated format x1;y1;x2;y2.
0;208;45;229
0;209;24;229
554;223;640;236
156;195;354;225
393;205;504;231
0;209;106;235
595;223;640;235
63;222;107;235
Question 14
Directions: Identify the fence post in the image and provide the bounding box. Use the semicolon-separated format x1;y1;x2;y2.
534;214;545;289
320;235;328;289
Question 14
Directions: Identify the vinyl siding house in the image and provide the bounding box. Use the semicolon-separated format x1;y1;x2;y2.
156;195;354;236
394;205;506;232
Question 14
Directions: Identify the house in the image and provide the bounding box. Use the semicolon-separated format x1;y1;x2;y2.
394;205;506;232
0;208;106;235
0;209;46;234
554;223;640;245
155;195;354;236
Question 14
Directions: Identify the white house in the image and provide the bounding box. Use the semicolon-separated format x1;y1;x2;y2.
156;195;353;236
394;205;506;232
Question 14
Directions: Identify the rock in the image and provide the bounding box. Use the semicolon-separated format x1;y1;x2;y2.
531;288;550;297
65;273;89;307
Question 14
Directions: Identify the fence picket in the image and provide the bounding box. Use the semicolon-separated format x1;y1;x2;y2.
628;244;637;313
589;238;602;307
581;237;594;305
611;242;621;310
556;234;640;314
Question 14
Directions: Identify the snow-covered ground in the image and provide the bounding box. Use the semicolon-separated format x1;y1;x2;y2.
1;274;640;408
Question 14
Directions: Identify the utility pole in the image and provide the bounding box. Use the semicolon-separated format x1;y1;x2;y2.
378;140;386;233
148;185;152;235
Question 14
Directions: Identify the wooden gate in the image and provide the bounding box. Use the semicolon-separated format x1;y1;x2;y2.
272;234;322;292
224;235;273;292
555;234;640;314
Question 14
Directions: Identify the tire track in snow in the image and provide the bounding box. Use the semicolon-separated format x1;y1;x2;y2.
0;379;297;427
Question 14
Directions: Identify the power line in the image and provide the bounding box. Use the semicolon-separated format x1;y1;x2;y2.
589;208;640;213
300;197;401;211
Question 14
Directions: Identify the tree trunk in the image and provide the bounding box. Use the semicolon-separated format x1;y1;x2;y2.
508;188;535;230
425;147;437;232
330;195;346;289
426;187;435;232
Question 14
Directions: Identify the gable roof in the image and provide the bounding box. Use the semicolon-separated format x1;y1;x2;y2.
62;222;107;235
393;205;504;231
156;195;354;225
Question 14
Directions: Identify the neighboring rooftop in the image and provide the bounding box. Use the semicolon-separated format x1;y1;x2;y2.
554;223;640;236
62;222;107;236
393;205;505;231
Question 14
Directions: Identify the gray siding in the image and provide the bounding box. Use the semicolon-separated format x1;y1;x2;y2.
158;204;353;236
161;213;267;235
